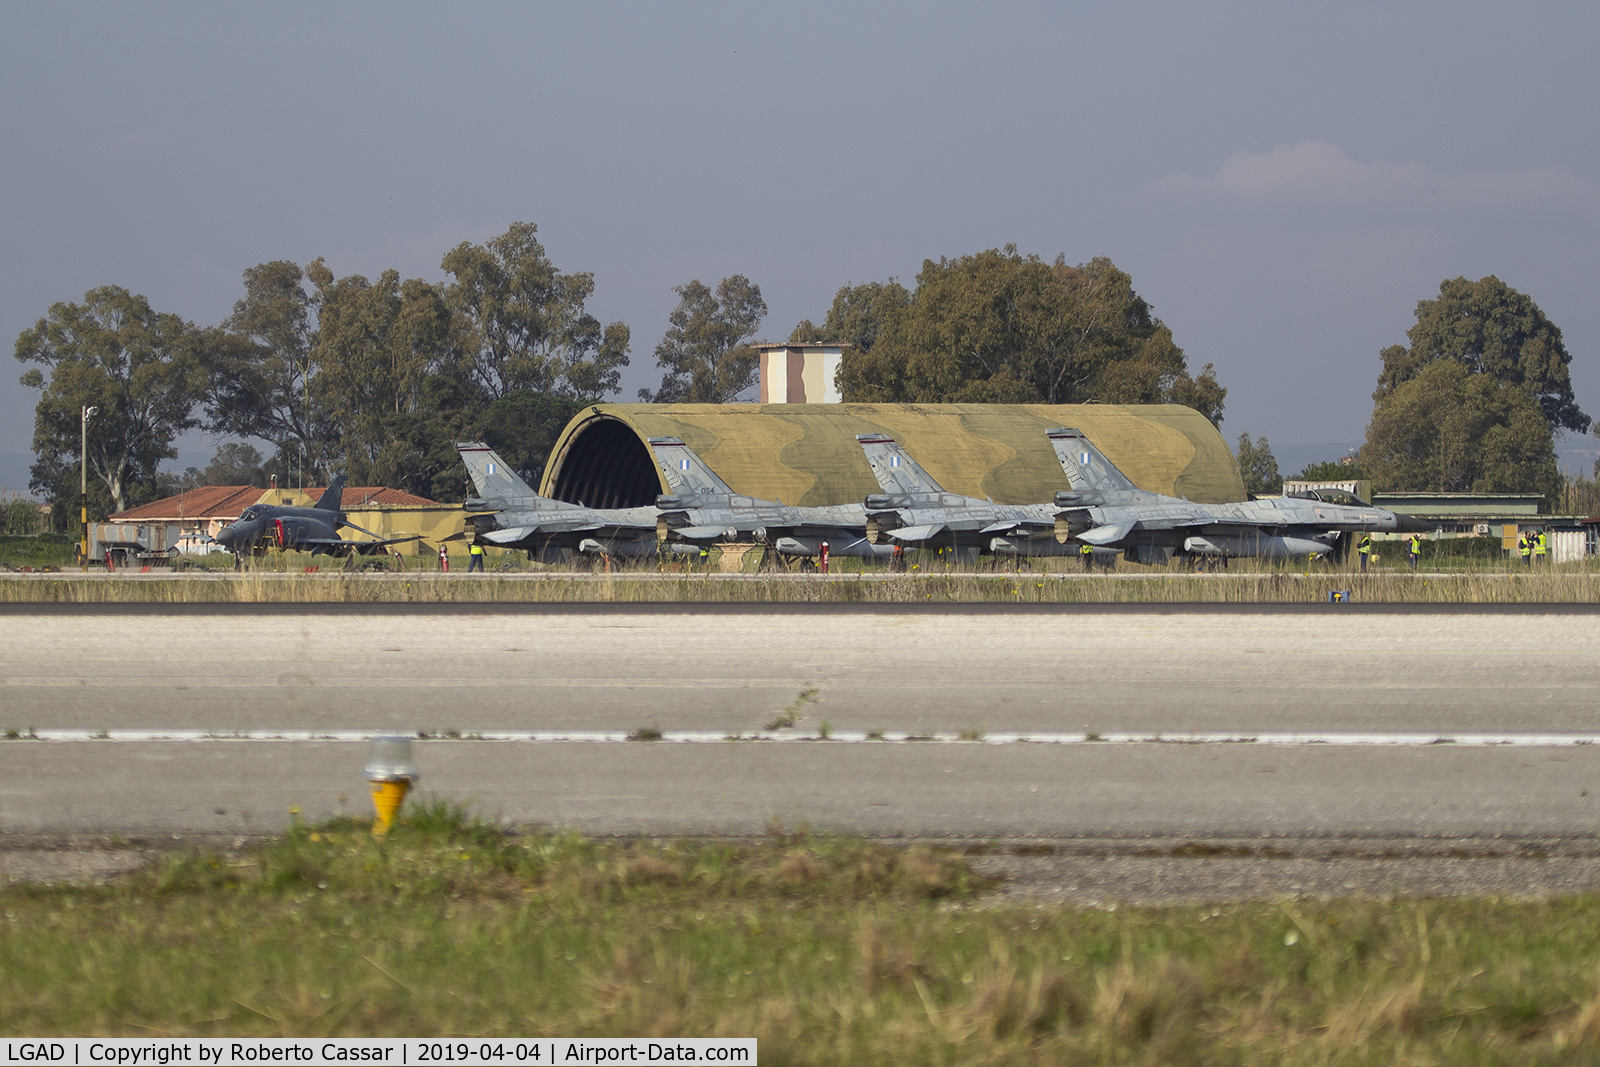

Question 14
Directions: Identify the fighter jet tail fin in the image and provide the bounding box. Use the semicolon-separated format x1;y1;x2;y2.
456;442;542;506
649;438;736;502
1046;428;1139;492
314;475;346;512
856;434;944;495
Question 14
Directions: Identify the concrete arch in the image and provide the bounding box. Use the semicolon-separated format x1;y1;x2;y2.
541;403;1243;509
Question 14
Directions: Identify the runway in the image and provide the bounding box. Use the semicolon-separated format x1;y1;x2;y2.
1;604;1597;842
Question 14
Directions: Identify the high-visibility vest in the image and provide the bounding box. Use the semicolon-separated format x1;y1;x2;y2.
1409;536;1421;555
1358;534;1371;554
1520;536;1532;558
1536;533;1548;556
469;543;484;556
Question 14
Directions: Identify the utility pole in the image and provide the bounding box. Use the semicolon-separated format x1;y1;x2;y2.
80;405;97;564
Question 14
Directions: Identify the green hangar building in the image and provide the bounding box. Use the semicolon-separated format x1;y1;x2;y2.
540;403;1244;510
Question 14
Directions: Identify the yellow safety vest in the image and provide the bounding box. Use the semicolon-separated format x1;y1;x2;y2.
469;543;484;556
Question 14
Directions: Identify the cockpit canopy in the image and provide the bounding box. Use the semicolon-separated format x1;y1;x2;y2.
1287;487;1370;507
238;506;263;522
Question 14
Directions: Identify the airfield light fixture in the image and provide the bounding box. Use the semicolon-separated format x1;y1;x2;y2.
364;735;419;836
80;406;97;564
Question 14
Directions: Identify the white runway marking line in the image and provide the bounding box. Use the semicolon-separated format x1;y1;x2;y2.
10;729;1600;747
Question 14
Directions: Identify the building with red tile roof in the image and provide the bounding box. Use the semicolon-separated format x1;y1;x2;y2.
111;484;441;553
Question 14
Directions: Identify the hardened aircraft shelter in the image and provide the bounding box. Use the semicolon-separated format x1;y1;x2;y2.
540;403;1244;510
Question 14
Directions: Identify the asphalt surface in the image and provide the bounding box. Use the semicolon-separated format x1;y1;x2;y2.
2;605;1597;900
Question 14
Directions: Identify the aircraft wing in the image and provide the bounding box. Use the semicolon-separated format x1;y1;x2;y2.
886;523;947;542
1078;521;1136;546
297;535;423;555
672;525;736;541
480;526;557;546
980;519;1055;536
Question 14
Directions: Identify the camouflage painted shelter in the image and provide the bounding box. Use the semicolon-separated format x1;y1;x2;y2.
542;404;1243;509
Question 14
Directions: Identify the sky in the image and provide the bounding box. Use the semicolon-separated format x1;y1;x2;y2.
4;2;1599;494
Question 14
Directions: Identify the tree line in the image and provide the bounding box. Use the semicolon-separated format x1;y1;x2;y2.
1232;275;1587;508
16;227;1228;523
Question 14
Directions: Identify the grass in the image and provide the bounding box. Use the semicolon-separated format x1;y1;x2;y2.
4;805;1600;1064
0;532;73;570
6;558;1600;604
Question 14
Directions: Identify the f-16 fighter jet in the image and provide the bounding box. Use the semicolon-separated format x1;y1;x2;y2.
211;476;422;561
649;437;890;560
456;442;688;561
855;434;1063;558
1046;427;1428;564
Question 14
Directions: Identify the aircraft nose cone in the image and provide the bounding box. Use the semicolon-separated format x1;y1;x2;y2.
1393;512;1433;533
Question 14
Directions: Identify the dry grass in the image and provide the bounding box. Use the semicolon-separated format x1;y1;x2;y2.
4;560;1600;604
3;808;1600;1064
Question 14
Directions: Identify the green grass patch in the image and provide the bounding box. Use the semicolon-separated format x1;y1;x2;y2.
4;806;1600;1063
0;532;73;569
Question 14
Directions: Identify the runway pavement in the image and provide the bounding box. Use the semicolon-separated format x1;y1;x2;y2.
1;604;1597;845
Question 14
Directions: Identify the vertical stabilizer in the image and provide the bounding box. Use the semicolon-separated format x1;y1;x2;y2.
313;475;346;511
456;443;548;506
1046;428;1138;492
649;437;736;501
856;434;944;495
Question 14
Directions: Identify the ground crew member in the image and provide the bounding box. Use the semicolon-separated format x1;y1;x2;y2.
1518;531;1532;569
1407;532;1422;571
467;540;485;573
891;543;905;572
438;542;449;572
1536;529;1548;564
1357;532;1372;573
1080;541;1093;571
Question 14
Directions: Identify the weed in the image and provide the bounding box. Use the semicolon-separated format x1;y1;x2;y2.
627;725;664;742
957;728;986;742
865;730;886;741
766;686;818;730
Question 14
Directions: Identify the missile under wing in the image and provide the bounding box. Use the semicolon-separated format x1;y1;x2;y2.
456;442;667;559
855;434;1064;554
1045;427;1428;563
210;475;422;560
648;437;887;559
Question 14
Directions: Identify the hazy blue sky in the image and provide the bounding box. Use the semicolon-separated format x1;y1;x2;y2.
4;2;1598;491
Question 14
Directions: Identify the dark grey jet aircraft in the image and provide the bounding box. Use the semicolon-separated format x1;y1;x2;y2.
649;437;889;560
855;434;1060;559
457;442;692;561
211;476;421;561
1045;427;1428;564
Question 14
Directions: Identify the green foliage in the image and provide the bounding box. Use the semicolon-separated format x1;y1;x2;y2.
830;248;1225;423
1;498;49;536
789;279;912;355
1233;433;1282;495
202;443;267;486
1376;275;1588;433
15;286;206;516
1296;460;1366;481
203;260;328;478
1363;360;1561;501
6;819;1600;1063
0;532;72;567
442;221;630;400
307;264;466;496
641;276;767;403
478;390;592;486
